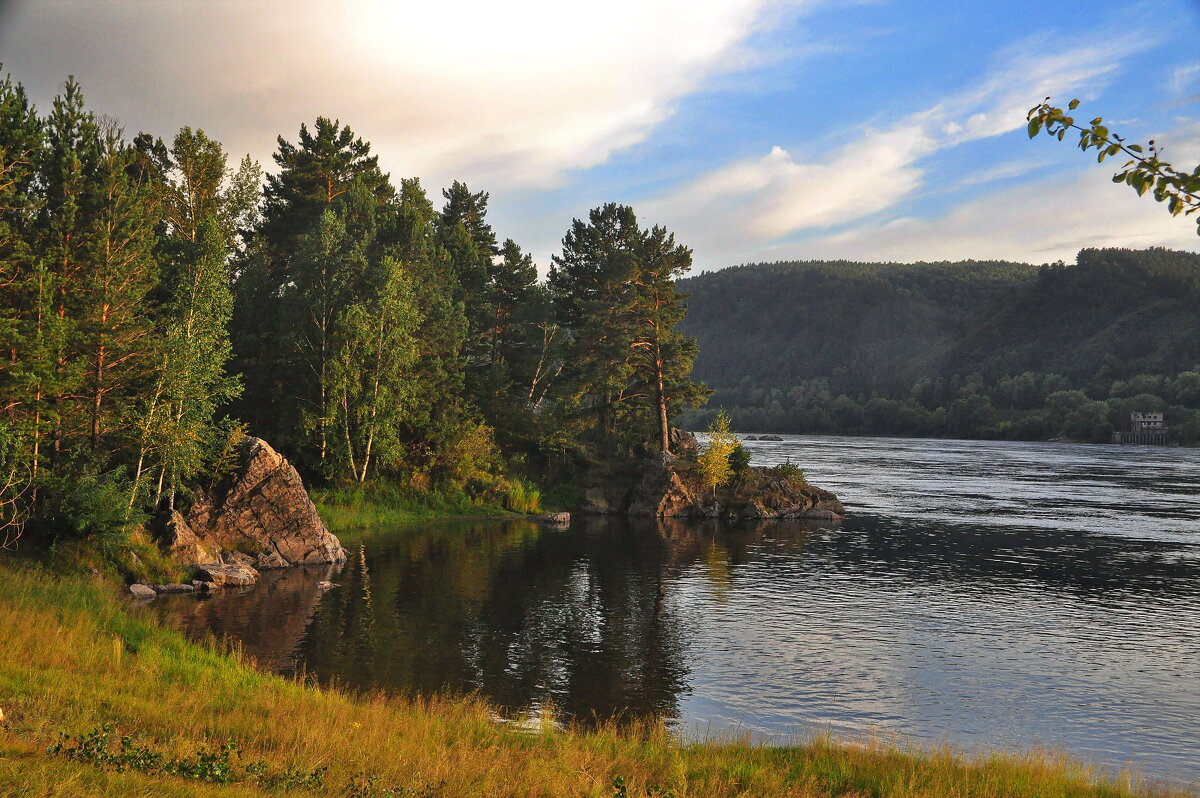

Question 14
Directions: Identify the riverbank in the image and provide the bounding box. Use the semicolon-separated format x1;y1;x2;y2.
0;563;1186;798
311;484;518;531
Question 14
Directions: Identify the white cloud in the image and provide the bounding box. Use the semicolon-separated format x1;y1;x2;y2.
1170;63;1200;95
0;0;798;190
958;159;1046;186
781;165;1199;265
643;34;1147;266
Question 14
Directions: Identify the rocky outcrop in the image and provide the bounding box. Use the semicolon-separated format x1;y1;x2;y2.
160;436;346;578
622;459;843;520
580;429;844;521
529;512;571;525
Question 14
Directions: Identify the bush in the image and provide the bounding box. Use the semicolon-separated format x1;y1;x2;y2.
498;478;541;514
728;442;751;476
769;459;806;487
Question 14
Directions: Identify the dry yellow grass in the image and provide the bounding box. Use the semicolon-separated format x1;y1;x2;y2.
0;561;1189;797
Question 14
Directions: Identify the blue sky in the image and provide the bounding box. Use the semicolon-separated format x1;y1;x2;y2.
2;0;1198;271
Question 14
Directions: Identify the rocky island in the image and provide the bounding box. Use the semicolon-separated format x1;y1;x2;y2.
579;430;844;521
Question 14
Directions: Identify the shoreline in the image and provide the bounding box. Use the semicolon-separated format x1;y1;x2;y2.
0;563;1189;797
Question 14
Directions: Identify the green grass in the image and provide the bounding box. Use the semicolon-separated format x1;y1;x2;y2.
0;561;1190;797
311;483;516;531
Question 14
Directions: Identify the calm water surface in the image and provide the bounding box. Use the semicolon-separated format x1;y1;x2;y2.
157;436;1200;786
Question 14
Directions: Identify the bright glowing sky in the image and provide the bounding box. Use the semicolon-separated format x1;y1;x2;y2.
1;0;1198;272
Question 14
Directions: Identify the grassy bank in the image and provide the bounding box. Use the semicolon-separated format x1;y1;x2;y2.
311;483;516;531
0;563;1189;797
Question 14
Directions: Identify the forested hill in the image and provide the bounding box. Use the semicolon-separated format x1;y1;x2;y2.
677;248;1200;443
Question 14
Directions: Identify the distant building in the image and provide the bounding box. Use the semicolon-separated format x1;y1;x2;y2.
1112;412;1170;445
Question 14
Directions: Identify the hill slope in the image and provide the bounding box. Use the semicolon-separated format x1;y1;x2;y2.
677;248;1200;442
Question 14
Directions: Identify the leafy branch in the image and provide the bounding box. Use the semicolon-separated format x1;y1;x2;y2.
1026;97;1200;235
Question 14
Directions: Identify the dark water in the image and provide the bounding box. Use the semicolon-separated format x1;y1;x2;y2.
156;436;1200;786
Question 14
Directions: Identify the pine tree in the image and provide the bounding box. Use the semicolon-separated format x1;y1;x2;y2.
233;119;394;469
548;203;706;457
36;77;98;466
76;122;160;455
0;70;45;542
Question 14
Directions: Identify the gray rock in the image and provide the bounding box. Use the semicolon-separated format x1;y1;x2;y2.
194;563;259;588
150;583;195;594
531;512;570;524
128;583;156;598
191;580;217;592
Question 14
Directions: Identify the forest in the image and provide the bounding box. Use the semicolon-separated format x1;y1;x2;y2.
679;247;1200;443
0;71;706;554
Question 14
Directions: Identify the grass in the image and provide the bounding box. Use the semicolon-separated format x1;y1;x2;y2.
0;562;1190;797
311;483;516;531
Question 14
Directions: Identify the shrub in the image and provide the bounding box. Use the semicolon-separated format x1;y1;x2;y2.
499;478;541;514
769;459;806;487
727;442;751;476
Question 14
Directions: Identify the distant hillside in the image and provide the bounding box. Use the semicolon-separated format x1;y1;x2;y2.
678;248;1200;443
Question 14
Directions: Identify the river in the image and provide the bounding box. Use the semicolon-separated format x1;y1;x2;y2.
156;435;1200;786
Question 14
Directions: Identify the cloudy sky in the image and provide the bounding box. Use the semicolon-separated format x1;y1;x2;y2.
1;0;1198;272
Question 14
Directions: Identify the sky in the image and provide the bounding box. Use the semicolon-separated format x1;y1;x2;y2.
1;0;1198;273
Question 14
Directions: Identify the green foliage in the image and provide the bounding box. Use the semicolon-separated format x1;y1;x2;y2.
0;66;709;562
498;477;541;514
1027;98;1200;234
727;441;751;475
548;203;708;458
697;410;737;493
769;459;807;487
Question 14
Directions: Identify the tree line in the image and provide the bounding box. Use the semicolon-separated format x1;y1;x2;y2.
0;70;706;550
680;248;1200;444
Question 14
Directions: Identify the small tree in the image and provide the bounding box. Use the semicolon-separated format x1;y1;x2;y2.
697;409;737;496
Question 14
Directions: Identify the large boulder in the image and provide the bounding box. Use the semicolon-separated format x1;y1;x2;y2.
163;436;347;570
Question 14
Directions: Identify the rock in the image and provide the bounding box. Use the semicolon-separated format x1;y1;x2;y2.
668;427;699;457
316;580;338;590
151;583;196;594
758;434;784;441
530;512;570;524
191;579;217;592
163;436;347;568
194;563;259;588
744;435;759;441
128;583;156;598
163;511;214;566
223;551;256;568
581;486;613;514
626;464;704;518
619;459;843;521
255;550;288;569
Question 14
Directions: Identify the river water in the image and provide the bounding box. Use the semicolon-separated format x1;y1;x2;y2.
156;436;1200;786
